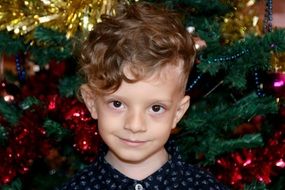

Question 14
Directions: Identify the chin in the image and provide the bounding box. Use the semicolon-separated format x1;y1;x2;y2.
115;151;151;164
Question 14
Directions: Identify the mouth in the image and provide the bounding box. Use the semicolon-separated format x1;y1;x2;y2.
119;137;147;146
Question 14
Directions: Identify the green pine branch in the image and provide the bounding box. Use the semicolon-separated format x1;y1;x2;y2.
0;99;22;125
0;124;8;146
43;119;70;141
146;0;233;14
30;27;74;66
182;93;277;134
244;180;267;190
197;29;285;90
59;75;83;98
1;178;22;190
0;32;25;55
179;92;278;163
19;96;41;110
0;26;74;66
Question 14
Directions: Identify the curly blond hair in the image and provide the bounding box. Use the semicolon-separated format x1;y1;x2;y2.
79;1;196;94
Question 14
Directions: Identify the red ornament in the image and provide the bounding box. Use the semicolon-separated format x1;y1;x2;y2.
215;125;285;189
73;122;100;155
0;80;20;103
0;58;101;185
48;60;66;78
263;72;285;97
0;166;16;184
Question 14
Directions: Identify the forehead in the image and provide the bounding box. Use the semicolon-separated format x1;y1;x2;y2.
123;61;184;83
147;69;183;92
107;64;184;100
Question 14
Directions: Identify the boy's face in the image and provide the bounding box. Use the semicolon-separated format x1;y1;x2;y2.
81;65;190;165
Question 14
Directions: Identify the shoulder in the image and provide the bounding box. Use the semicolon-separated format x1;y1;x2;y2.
55;162;102;190
165;139;229;189
179;162;229;190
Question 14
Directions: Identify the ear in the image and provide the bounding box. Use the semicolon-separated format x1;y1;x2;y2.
80;84;98;119
172;95;190;128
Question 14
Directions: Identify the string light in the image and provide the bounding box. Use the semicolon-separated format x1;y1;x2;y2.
254;69;265;97
186;50;249;92
186;74;202;92
263;0;273;33
207;49;249;64
15;54;26;83
254;0;273;97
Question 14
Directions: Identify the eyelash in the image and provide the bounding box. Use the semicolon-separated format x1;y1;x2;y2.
149;105;166;114
108;100;125;110
107;100;167;114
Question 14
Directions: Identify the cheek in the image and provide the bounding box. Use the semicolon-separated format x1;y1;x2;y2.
157;110;177;124
149;125;173;143
97;112;122;133
97;120;113;144
146;110;176;128
148;114;177;132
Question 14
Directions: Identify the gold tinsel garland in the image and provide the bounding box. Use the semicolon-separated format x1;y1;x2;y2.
1;0;284;72
221;0;285;72
0;0;262;42
0;0;129;39
271;52;285;72
221;0;263;44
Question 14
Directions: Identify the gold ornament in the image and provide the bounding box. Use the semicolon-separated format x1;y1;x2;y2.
221;0;262;44
0;0;125;39
271;52;285;72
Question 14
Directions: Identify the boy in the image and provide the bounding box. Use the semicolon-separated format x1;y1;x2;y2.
57;1;228;189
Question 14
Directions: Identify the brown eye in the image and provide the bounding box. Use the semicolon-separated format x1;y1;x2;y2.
108;100;125;111
112;101;122;108
151;105;163;112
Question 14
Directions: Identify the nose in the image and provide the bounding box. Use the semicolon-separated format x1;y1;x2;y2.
124;109;147;133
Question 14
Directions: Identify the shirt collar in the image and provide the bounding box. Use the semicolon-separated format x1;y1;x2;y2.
95;138;185;188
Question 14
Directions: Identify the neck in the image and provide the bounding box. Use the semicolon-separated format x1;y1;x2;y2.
105;149;169;180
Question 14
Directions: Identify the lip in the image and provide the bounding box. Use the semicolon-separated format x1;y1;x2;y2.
119;137;147;147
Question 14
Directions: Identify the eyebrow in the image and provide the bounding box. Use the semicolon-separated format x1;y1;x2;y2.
103;94;173;104
150;99;173;105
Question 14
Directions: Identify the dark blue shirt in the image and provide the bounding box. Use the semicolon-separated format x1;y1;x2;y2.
56;140;229;190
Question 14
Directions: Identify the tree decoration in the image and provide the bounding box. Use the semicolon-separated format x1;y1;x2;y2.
15;54;26;83
0;56;101;187
271;52;285;72
0;0;120;39
0;81;17;103
215;124;285;189
263;0;273;33
221;0;262;44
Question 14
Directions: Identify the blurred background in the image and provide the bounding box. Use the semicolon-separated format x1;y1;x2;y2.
0;0;285;189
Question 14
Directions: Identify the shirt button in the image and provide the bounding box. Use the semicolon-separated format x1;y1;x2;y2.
135;183;144;190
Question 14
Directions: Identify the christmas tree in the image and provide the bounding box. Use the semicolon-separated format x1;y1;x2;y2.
0;0;285;189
